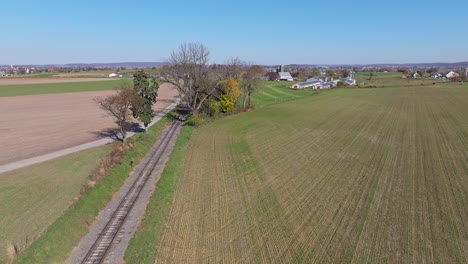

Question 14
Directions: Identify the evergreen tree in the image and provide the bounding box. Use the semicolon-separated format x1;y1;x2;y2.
131;70;159;132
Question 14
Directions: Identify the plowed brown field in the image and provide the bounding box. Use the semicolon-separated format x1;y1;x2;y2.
0;83;178;165
154;86;468;263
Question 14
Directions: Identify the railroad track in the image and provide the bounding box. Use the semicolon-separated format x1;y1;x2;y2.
81;119;181;264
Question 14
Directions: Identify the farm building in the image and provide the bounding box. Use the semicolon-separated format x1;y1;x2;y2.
345;77;356;85
320;81;337;89
278;72;294;81
306;77;324;83
108;73;123;78
407;72;420;79
431;73;443;79
445;71;460;79
290;77;342;90
290;80;322;89
431;71;459;79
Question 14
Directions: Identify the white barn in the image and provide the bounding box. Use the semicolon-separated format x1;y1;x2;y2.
290;80;322;89
278;72;294;81
445;71;460;79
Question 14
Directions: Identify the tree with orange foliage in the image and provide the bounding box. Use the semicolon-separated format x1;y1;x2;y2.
220;78;240;112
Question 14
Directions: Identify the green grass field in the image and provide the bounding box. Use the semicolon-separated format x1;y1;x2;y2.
0;79;124;97
250;81;311;107
140;75;468;263
354;71;468;89
0;145;111;264
13;117;170;264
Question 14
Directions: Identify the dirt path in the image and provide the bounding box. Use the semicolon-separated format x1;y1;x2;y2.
0;83;178;166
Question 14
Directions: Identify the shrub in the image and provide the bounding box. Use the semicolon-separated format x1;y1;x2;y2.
220;94;235;113
187;113;204;127
208;100;221;117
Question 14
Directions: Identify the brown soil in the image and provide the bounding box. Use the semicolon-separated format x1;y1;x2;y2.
0;83;178;165
0;78;113;85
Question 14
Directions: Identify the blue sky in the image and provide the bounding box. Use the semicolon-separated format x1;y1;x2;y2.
1;0;467;65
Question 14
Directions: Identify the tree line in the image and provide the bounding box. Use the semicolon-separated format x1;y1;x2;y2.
96;42;264;141
160;43;264;114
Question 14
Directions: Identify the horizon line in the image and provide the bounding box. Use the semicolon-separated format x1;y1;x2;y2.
1;61;468;67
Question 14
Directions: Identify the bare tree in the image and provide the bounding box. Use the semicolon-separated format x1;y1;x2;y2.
341;69;350;78
161;43;221;114
240;65;264;108
95;82;137;142
265;71;279;81
222;57;242;80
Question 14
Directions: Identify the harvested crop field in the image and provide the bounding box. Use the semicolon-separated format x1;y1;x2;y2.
0;77;113;85
0;83;178;165
154;86;468;263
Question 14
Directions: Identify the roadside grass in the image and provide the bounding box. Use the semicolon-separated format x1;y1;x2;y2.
0;80;124;97
13;117;171;264
150;85;468;263
0;145;111;264
124;125;193;264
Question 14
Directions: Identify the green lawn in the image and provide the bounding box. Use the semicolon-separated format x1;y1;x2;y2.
0;79;125;97
0;145;111;264
144;82;468;263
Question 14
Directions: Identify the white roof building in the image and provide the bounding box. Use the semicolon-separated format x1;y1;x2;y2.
306;77;324;83
278;72;294;81
290;80;322;89
109;73;123;78
445;71;460;78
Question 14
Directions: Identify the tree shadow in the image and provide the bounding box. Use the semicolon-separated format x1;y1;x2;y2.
90;121;142;141
166;105;189;122
91;127;122;141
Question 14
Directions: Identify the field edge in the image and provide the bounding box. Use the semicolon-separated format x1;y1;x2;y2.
124;125;194;264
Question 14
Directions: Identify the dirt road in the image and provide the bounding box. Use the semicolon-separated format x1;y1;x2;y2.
0;83;178;165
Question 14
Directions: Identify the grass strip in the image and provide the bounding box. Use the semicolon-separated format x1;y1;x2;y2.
124;125;193;264
14;116;171;264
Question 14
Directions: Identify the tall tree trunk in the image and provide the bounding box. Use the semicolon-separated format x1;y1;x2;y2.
119;120;126;142
121;129;126;142
243;94;247;109
191;94;199;114
194;94;211;114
